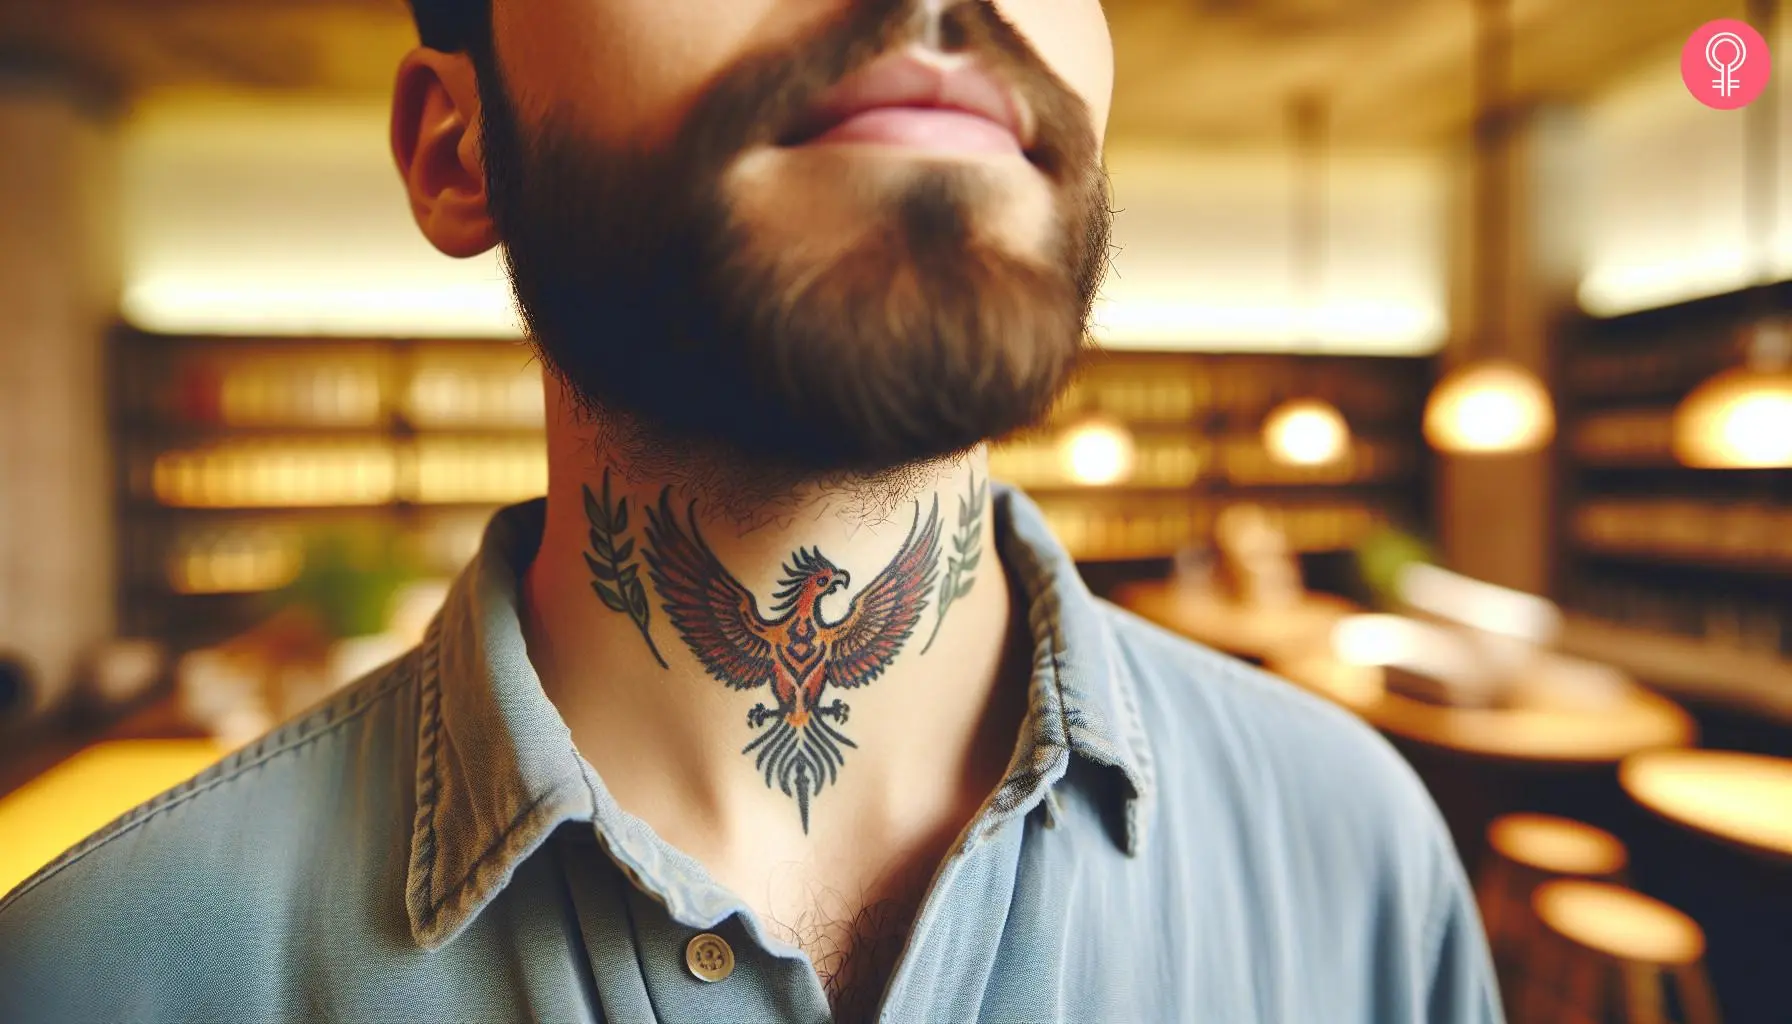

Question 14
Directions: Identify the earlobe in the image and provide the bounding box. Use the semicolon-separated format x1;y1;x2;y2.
391;49;500;258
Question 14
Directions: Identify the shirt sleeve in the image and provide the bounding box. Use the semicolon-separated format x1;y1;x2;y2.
1421;833;1506;1024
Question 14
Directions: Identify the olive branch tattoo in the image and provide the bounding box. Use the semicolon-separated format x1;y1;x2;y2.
921;474;988;654
583;469;667;668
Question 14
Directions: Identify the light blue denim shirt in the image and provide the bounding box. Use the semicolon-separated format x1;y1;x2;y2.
1;487;1501;1023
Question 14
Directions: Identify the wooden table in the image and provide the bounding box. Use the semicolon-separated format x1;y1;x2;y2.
1266;650;1696;877
1270;652;1697;765
1620;750;1792;861
1113;580;1357;663
1117;580;1700;872
0;739;227;895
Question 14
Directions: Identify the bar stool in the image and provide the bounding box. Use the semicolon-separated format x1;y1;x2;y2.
1526;880;1720;1024
1476;813;1629;1012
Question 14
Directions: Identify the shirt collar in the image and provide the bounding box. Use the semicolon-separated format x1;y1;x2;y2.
988;485;1157;853
405;486;1157;948
405;499;594;949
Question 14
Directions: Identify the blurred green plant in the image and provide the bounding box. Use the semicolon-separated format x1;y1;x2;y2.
1353;525;1438;611
274;526;421;639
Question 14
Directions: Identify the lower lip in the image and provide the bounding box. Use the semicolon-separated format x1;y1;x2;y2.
801;107;1022;156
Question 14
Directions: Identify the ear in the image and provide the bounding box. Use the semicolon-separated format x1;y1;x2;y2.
391;48;499;258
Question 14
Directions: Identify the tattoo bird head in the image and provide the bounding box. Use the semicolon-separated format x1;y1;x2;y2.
772;547;850;610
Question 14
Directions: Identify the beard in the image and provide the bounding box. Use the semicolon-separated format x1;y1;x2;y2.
475;0;1112;479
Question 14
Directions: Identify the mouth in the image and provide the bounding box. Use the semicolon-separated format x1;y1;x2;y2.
780;49;1032;159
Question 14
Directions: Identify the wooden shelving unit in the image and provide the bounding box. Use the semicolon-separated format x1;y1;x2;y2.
998;351;1433;564
1556;282;1792;667
110;329;546;648
111;332;1433;648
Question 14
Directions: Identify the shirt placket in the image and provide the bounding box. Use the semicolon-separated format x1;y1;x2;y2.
557;829;832;1024
873;807;1034;1022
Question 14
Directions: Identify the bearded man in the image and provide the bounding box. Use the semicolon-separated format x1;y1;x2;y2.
0;2;1500;1022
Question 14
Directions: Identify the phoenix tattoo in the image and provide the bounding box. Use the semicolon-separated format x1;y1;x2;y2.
644;492;943;832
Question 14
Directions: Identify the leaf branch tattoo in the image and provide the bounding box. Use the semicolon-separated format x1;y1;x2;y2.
582;469;667;668
644;491;942;832
920;474;988;654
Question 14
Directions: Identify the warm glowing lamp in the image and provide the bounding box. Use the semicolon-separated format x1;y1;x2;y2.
1672;369;1792;468
1263;398;1350;466
1263;98;1355;469
1673;323;1792;469
1058;417;1136;486
1423;360;1555;454
1673;0;1790;470
1422;0;1556;457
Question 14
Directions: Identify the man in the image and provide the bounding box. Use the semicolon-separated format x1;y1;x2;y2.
0;1;1501;1021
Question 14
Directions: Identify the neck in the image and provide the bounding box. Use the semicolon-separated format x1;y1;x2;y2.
519;391;1023;875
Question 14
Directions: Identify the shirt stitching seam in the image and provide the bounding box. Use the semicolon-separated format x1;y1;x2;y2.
420;777;584;930
408;622;589;942
0;662;414;917
410;620;446;923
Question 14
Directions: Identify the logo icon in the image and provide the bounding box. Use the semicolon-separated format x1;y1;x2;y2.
1682;20;1771;110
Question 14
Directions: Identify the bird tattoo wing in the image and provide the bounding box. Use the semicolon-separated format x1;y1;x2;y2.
822;497;943;690
643;492;777;690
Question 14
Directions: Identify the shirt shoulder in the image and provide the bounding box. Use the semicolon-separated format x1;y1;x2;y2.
1099;598;1439;835
0;653;421;1022
1096;598;1462;918
1095;602;1500;1022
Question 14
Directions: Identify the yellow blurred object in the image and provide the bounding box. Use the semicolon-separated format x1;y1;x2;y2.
1489;813;1628;877
152;440;398;508
1621;749;1792;858
1672;366;1792;469
0;740;227;895
1057;416;1137;486
1532;881;1705;966
1527;880;1722;1024
1115;579;1356;663
1269;649;1694;764
166;527;305;595
1477;814;1632;1018
1263;398;1350;467
1423;360;1555;455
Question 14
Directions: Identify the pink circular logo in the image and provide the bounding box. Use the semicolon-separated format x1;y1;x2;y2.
1682;20;1771;110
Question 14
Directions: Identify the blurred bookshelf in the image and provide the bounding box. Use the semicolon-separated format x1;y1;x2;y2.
996;351;1432;566
1557;282;1792;666
112;333;1431;647
111;328;546;648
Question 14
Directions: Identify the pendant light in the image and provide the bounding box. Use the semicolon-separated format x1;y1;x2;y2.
1672;0;1792;469
1423;0;1555;455
1264;96;1352;468
1058;414;1137;486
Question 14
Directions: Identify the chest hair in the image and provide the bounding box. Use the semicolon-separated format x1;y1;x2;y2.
770;883;927;1024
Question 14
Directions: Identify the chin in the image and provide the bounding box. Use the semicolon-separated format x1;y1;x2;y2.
724;145;1060;265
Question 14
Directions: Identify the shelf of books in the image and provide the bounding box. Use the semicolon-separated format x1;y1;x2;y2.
1557;282;1792;664
111;329;546;645
997;352;1431;565
112;330;1432;646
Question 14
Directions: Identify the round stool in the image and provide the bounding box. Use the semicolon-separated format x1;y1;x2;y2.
1476;814;1630;1013
1527;881;1721;1024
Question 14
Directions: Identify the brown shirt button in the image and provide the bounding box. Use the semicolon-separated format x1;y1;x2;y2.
685;932;735;983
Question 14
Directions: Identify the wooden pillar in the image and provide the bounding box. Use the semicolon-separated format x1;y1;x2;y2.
0;62;121;715
1438;103;1586;596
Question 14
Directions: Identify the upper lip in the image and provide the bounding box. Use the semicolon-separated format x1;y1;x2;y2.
784;50;1032;150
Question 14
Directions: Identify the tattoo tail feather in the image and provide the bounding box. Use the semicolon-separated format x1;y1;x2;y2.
741;716;857;833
